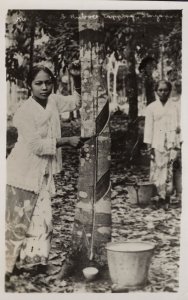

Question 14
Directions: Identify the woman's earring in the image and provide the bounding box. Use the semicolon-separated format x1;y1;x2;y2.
28;87;32;97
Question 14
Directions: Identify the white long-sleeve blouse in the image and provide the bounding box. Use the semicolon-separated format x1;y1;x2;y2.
144;97;181;152
7;92;80;194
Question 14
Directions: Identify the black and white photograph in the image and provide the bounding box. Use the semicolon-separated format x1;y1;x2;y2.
1;0;188;297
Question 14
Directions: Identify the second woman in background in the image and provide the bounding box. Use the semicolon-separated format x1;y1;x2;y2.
144;80;181;208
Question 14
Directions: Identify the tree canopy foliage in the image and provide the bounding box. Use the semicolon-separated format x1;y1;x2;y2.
6;10;181;81
5;10;182;122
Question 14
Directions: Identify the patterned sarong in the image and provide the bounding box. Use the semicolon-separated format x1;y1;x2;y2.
6;176;53;273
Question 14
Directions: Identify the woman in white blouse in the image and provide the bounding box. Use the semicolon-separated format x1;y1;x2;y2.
144;80;181;208
6;65;81;278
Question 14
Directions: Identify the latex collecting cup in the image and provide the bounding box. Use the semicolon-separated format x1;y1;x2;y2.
82;267;99;281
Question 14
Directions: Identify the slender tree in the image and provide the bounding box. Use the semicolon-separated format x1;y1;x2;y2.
70;11;111;269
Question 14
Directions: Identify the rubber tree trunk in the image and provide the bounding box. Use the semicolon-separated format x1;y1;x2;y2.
122;42;138;144
126;46;138;124
71;11;111;268
144;75;156;105
28;14;36;97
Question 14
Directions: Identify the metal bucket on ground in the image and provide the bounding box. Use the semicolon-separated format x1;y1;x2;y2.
126;182;154;206
106;242;155;291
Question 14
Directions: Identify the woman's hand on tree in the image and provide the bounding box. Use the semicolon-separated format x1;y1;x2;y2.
68;136;81;148
56;136;81;148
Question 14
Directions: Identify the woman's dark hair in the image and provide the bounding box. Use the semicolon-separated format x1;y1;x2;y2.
155;80;172;93
27;65;55;87
138;56;157;73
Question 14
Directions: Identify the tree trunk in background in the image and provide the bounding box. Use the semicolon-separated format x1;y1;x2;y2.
126;45;138;124
144;75;156;105
28;15;36;96
71;11;111;268
124;42;138;143
53;55;59;93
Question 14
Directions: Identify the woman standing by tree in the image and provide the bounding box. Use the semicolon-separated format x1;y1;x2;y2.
144;80;181;208
6;65;81;279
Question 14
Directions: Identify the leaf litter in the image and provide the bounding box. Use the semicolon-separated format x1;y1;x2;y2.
5;117;181;293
